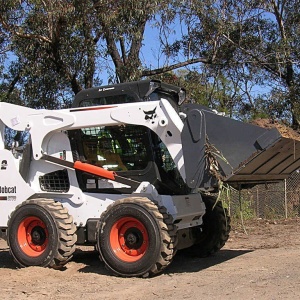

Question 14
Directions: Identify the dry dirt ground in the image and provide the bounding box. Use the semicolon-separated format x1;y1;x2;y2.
1;218;300;300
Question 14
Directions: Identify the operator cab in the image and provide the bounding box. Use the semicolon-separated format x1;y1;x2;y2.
69;80;190;195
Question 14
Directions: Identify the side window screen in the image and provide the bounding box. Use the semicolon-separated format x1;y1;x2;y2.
81;125;149;171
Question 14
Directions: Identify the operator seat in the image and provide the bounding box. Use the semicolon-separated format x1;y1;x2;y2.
97;137;127;171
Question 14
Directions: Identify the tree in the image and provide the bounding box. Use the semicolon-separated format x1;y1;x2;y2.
0;0;222;108
224;0;300;128
0;0;102;107
1;0;300;131
92;0;159;82
166;0;300;128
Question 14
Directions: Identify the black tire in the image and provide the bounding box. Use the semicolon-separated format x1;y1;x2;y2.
7;198;77;268
97;197;176;277
186;195;231;257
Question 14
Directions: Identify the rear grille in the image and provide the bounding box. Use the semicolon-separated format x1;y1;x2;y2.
39;169;70;192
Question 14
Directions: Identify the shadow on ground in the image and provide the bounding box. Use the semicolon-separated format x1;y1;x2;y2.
0;241;252;276
0;245;18;269
75;248;252;276
166;249;252;274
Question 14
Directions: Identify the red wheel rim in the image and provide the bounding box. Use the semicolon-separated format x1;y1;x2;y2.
109;217;149;262
17;216;49;257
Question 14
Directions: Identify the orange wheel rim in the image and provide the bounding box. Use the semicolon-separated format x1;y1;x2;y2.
17;216;48;257
109;217;149;262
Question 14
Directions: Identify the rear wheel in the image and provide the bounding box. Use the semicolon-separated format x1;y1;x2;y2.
97;197;176;277
186;195;230;257
7;199;77;268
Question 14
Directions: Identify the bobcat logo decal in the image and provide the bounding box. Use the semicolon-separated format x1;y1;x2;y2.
143;107;157;124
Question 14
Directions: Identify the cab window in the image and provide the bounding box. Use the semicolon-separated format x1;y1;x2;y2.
81;125;150;171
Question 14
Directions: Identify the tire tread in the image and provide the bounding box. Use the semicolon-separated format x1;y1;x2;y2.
97;197;177;277
7;198;77;268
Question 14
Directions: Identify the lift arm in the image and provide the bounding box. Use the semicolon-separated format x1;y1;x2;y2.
0;100;186;181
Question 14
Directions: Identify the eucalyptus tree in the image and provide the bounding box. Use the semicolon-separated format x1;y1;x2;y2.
0;0;179;107
0;0;235;105
2;0;300;130
166;0;300;127
222;0;300;128
0;0;102;107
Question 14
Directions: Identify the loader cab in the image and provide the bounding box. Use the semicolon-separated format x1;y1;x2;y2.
69;80;190;195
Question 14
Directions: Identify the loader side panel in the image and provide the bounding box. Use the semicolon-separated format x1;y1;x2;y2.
181;108;207;189
0;150;35;227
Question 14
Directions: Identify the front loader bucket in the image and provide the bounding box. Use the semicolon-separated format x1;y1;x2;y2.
181;104;300;189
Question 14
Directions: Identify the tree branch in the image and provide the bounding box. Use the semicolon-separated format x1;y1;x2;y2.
0;16;52;44
5;70;21;102
222;34;285;80
119;36;127;64
142;57;211;76
92;0;123;72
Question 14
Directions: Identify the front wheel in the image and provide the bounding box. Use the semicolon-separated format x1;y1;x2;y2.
97;197;176;277
7;199;77;268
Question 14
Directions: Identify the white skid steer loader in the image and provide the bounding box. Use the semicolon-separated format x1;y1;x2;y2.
0;80;299;277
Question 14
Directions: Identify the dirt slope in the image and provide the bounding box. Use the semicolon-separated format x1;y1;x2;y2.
251;118;300;141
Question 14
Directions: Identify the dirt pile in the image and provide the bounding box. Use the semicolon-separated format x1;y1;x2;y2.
250;118;300;141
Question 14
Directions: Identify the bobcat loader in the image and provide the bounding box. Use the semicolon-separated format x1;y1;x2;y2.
0;80;299;277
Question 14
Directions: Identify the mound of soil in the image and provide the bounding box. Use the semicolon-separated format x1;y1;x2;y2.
250;118;300;141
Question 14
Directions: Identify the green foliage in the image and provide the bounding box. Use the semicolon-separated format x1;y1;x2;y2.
0;0;103;107
161;0;300;126
0;0;300;128
0;0;169;107
236;198;256;221
151;69;245;118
